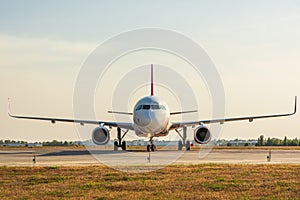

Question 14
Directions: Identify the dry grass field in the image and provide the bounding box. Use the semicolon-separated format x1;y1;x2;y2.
0;164;299;199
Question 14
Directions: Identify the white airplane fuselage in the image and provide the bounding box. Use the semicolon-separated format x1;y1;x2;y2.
133;96;170;138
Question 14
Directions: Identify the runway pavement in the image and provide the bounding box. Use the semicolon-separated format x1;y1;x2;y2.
0;147;299;168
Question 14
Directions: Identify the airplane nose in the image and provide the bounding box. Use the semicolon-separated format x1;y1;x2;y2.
134;112;151;127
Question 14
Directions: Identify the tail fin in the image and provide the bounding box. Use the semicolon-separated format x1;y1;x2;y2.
151;64;154;96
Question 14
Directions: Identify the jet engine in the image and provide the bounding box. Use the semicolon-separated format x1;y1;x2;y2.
194;126;212;144
92;127;110;145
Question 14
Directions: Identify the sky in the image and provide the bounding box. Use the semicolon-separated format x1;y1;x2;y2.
0;0;299;142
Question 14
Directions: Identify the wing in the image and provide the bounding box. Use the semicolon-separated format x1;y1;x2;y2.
170;96;297;130
7;99;134;130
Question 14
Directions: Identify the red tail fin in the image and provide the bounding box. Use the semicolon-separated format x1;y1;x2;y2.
151;64;154;96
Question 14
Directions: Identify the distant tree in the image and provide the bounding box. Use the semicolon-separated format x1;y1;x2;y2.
283;136;287;146
288;138;299;146
272;138;282;146
266;137;271;146
244;143;249;146
41;140;78;146
257;135;265;146
43;140;62;146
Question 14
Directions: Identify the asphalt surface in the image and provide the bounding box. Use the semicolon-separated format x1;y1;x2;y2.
0;147;299;169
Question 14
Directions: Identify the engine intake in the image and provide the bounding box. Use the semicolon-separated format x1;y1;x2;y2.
194;126;212;144
92;127;110;145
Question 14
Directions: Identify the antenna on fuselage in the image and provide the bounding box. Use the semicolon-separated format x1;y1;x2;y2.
151;64;154;96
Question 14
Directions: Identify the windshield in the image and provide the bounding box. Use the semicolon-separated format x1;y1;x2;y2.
135;104;166;111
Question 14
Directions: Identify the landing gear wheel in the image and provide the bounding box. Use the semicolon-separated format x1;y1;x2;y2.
121;141;127;151
178;140;183;150
114;141;118;151
147;145;151;152
115;127;129;151
150;145;156;152
186;141;190;151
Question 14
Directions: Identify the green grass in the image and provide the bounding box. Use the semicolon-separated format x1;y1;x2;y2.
47;165;59;169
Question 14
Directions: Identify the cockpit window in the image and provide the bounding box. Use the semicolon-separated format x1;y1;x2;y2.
142;105;151;109
136;105;142;110
159;105;166;110
136;104;166;110
151;105;160;109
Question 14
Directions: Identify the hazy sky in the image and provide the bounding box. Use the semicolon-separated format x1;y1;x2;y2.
0;0;299;142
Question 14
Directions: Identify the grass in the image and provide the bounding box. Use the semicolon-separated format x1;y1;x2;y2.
0;164;298;199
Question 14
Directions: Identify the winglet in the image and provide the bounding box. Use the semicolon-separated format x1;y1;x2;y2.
294;96;297;114
8;97;12;116
151;64;154;96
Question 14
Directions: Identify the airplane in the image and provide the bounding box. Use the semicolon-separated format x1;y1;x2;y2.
8;64;297;152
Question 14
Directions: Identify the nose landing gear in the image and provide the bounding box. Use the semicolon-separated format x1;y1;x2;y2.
147;137;156;152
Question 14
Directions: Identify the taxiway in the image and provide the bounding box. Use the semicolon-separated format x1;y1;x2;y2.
0;147;299;167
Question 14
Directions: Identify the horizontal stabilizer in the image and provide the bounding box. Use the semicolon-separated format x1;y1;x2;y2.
107;111;133;115
170;110;197;115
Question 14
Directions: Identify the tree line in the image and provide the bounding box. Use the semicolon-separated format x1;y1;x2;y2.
256;135;299;146
0;140;80;146
1;137;300;147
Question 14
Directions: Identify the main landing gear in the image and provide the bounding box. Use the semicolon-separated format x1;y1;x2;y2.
147;137;156;152
114;127;129;151
175;127;191;151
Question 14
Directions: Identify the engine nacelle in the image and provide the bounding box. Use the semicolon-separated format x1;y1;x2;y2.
194;126;212;144
92;127;110;145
